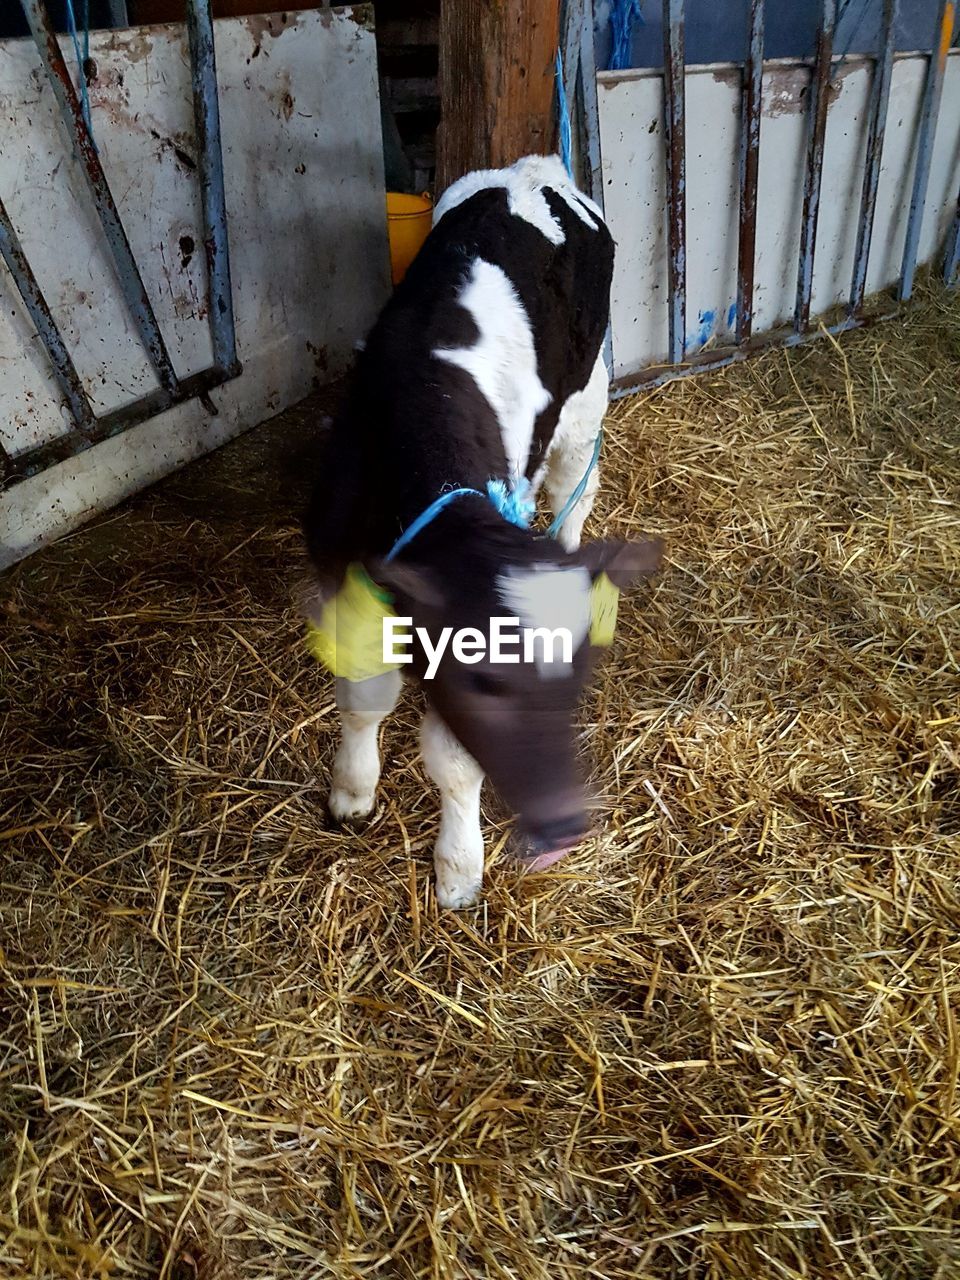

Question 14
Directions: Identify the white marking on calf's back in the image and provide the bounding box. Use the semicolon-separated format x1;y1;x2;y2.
433;259;550;480
434;154;603;246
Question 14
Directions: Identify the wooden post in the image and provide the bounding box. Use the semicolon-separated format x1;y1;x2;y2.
436;0;562;194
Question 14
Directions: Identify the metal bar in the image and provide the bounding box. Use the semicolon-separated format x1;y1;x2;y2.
944;196;960;286
1;366;234;489
561;0;583;110
661;0;686;365
609;306;903;400
794;0;836;334
185;0;241;377
19;0;180;397
736;0;764;344
578;0;603;204
565;1;613;375
850;0;897;314
0;198;96;435
569;0;610;371
899;0;956;301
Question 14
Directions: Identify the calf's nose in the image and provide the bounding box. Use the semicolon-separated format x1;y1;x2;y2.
516;810;590;871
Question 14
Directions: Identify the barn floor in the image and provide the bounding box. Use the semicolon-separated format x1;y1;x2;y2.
2;291;960;1280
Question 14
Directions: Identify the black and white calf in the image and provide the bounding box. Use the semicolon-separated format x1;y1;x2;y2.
304;155;661;908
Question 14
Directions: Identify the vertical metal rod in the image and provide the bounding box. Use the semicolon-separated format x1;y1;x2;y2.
568;0;611;372
662;0;686;365
794;0;836;334
899;0;956;301
944;195;960;286
0;198;96;434
578;0;603;204
850;0;897;314
19;0;180;397
561;0;584;110
736;0;764;344
185;0;241;377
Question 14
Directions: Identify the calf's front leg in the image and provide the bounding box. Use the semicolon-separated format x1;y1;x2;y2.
419;710;485;910
328;669;402;822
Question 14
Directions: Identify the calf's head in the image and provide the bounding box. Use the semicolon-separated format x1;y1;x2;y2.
374;534;662;865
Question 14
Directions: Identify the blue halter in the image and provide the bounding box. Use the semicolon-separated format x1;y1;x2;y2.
384;431;602;562
385;477;536;561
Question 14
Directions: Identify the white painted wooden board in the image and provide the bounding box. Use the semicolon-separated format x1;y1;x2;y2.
0;5;390;568
599;52;960;383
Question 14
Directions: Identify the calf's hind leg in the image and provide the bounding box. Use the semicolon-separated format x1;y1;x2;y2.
328;669;402;822
544;350;609;552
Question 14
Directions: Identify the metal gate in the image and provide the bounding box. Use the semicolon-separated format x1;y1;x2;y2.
0;0;239;487
561;0;960;395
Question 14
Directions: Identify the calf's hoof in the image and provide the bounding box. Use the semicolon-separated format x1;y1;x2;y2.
327;786;376;825
435;877;482;911
434;836;484;910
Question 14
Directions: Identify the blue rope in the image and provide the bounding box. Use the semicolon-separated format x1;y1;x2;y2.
386;487;483;561
546;428;603;539
386;478;539;561
833;0;871;78
608;0;644;72
555;49;573;178
386;441;603;561
64;0;95;145
486;476;536;528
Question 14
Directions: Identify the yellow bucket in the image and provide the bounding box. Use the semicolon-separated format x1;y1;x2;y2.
386;192;432;285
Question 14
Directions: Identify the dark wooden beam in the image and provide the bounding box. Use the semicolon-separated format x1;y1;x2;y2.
436;0;561;193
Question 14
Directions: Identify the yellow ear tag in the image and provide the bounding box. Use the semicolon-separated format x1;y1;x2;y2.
589;572;620;647
305;563;397;682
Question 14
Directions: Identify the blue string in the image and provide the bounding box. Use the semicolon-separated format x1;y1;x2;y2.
64;0;95;145
833;0;871;77
546;428;603;539
386;443;602;562
555;49;573;178
386;487;483;561
608;0;644;72
486;476;536;528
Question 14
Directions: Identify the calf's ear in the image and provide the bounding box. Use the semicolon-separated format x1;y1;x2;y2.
298;563;348;624
577;537;664;589
366;557;447;612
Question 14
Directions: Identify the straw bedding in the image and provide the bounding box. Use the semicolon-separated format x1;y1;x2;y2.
2;287;959;1279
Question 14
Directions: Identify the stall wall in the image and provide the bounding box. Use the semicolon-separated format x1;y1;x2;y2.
0;5;390;568
599;52;960;382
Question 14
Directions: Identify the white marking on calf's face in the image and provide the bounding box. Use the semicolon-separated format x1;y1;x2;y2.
496;564;591;676
433;259;551;480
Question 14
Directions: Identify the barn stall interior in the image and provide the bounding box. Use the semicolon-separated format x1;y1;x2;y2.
1;1;959;1278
